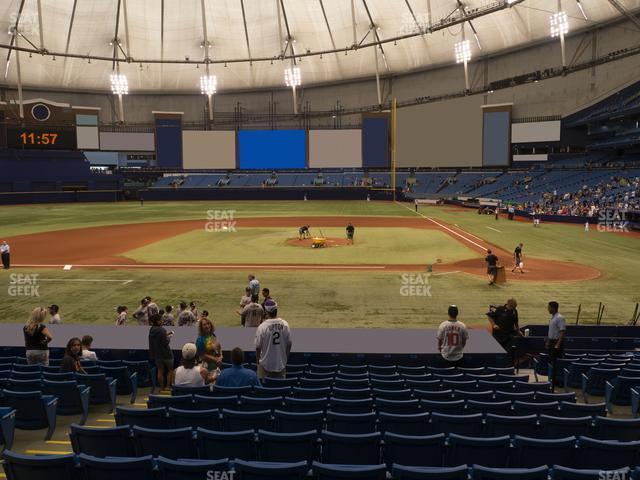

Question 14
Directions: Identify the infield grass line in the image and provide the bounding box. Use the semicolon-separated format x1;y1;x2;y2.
486;226;502;233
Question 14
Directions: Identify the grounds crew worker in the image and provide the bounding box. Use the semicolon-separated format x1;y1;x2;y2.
1;241;10;269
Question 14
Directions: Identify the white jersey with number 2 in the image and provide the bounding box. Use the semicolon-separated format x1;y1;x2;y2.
255;318;291;372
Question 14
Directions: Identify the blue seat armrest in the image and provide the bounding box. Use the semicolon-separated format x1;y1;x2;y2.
44;398;58;441
581;373;589;403
0;408;16;450
631;387;640;418
129;372;138;404
78;387;90;425
604;380;614;414
106;378;117;413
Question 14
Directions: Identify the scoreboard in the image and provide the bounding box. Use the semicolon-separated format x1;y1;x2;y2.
7;126;77;150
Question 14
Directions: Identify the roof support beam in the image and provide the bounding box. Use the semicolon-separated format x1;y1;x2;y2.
361;0;389;72
36;0;44;50
4;0;26;79
200;0;211;72
278;0;295;64
606;0;640;31
350;0;358;46
112;0;121;71
122;0;132;60
240;0;252;64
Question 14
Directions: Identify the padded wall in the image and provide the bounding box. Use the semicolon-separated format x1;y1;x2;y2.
482;110;511;167
308;130;362;168
362;117;389;168
238;130;306;169
511;121;561;143
155;118;182;168
396;96;483;167
99;132;155;151
182;131;236;169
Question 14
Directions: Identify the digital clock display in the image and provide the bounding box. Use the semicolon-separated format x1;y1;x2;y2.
7;127;77;150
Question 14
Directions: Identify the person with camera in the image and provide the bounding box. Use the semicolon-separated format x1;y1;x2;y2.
486;298;522;352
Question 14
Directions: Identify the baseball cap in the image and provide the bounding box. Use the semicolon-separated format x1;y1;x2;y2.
263;299;278;313
181;343;197;360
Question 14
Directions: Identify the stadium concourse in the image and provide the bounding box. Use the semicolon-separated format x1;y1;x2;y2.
2;0;640;478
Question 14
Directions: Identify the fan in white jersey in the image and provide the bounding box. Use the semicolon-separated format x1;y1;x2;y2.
254;299;292;379
436;305;469;367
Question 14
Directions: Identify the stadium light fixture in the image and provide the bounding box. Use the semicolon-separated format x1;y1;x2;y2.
576;0;588;20
110;74;128;95
284;67;302;88
200;75;217;96
454;40;471;64
550;11;569;38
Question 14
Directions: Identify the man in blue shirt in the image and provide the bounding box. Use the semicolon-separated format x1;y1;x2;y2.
215;347;260;387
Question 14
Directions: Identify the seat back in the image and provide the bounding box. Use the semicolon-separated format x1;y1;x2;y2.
70;423;134;457
383;432;445;467
446;434;511;468
576;436;640;470
593;416;640;441
132;426;196;459
42;380;82;412
321;430;381;465
2;450;76;480
115;406;168;429
511;435;576;468
197;428;257;461
257;429;317;463
148;394;194;410
74;374;111;403
377;412;431;436
78;453;155;480
156;457;230;480
538;415;593;439
326;411;377;434
168;407;220;430
431;413;483;436
99;366;133;395
1;389;48;428
273;409;324;433
222;408;272;431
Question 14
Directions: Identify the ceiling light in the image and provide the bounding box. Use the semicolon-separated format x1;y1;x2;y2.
454;40;471;63
110;74;128;95
284;67;301;87
200;75;217;95
550;11;569;38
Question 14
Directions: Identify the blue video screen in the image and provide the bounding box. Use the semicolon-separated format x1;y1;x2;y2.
238;130;306;169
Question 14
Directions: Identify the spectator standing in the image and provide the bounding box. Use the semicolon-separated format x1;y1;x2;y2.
546;301;566;392
162;305;175;326
196;317;222;371
148;313;174;390
216;347;260;387
248;275;260;298
255;300;292;379
24;307;53;365
80;335;98;361
436;305;469;367
173;343;210;387
487;298;521;352
48;304;62;324
60;338;87;374
240;295;264;328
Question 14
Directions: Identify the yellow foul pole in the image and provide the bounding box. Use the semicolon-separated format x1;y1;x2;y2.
391;97;397;201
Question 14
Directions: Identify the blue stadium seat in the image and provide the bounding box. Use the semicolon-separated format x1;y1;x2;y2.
300;377;334;388
488;367;515;375
377;412;431;436
605;375;640;412
370;379;405;390
286;363;309;372
2;450;77;480
274;409;324;433
485;414;539;437
339;365;368;374
326;411;377;434
291;386;332;399
99;365;137;403
320;431;381;465
213;385;254;397
156;457;230;480
74;373;117;412
514;382;552;393
538;415;593;439
0;407;16;450
391;464;469;479
77;453;155;480
442;380;477;390
419;399;465;413
472;465;549;480
563;362;599;389
427;366;456;375
115;406;168;429
513;401;559;416
431;413;483;436
42;379;90;424
309;364;338;374
575;436;640;470
466;400;513;415
376;398;421;414
42;372;75;381
494;391;535;402
581;368;620;401
535;391;576;403
122;360;155;389
372;387;412;400
329;397;374;415
452;389;494;401
336;372;369;380
559;401;606;418
222;408;272;431
1;389;57;440
10;364;41;373
632;387;640;418
511;435;576;468
9;371;42;381
593;416;640;441
333;379;370;389
446;434;511;468
263;377;299;388
369;365;398;375
239;395;283;412
172;385;211;396
197;427;256;460
412;389;453;401
168;407;220;430
479;380;514;391
252;385;292;398
132;425;196;459
194;394;239;410
311;461;387;479
405;379;442;390
284;396;327;413
6;378;43;391
383;432;445;467
148;394;194;410
551;465;631;480
234;459;309;479
69;423;134;457
331;387;372;400
96;360;123;367
257;429;318;463
498;374;530;383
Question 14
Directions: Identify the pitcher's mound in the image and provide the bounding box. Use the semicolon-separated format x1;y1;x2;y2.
286;237;350;248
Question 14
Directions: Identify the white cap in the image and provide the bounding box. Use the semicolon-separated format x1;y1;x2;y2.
181;343;197;360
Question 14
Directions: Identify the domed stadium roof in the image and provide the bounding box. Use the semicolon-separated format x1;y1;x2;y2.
0;0;634;93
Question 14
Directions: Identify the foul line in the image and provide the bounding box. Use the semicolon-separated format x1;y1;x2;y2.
398;202;487;252
37;278;134;284
14;263;386;271
430;270;461;276
486;226;502;233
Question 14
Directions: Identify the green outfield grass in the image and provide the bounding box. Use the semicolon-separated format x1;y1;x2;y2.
122;227;477;265
0;200;637;327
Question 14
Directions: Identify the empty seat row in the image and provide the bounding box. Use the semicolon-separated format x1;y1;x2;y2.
67;425;640;470
8;451;640;480
116;406;637;439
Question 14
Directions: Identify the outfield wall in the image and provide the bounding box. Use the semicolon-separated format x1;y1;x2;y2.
182;131;236;169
